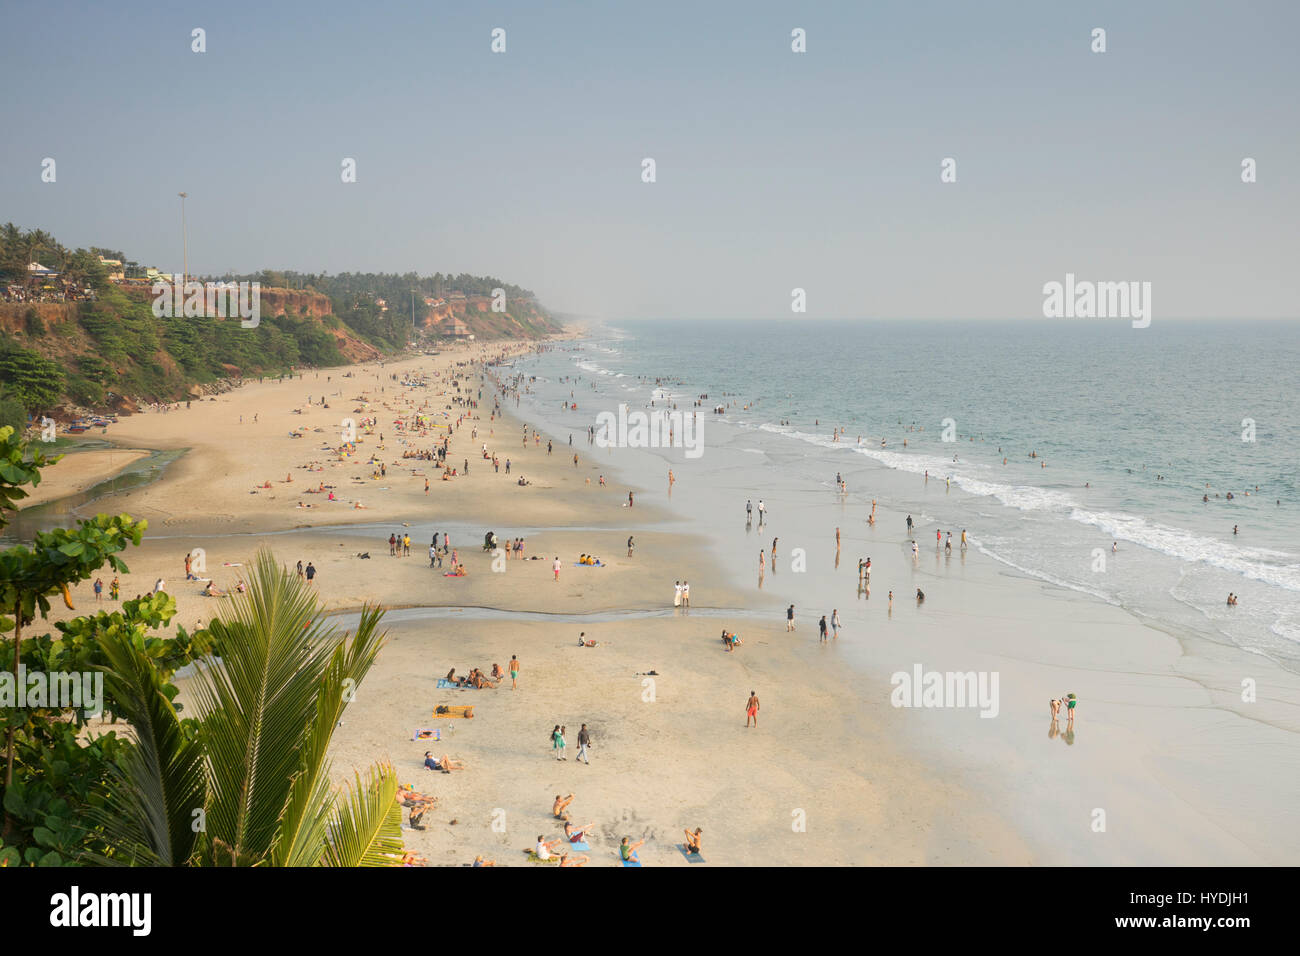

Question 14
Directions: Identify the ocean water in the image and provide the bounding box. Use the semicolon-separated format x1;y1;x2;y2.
513;318;1300;672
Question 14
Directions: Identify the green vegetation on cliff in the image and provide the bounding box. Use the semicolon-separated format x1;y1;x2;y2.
0;225;560;416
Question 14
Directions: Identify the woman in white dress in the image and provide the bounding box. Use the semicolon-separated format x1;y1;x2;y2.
673;580;682;607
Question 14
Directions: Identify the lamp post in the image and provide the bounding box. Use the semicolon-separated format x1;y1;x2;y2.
178;192;188;289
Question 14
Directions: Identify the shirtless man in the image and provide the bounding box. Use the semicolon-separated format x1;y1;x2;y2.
745;690;760;728
684;827;703;855
558;851;590;867
553;793;575;821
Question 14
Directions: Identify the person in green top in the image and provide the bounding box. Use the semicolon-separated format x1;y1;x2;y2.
1065;693;1077;723
620;837;644;863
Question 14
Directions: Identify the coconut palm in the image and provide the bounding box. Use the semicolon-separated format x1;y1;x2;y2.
86;549;404;866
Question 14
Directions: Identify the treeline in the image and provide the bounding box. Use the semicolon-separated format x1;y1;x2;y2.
0;223;112;290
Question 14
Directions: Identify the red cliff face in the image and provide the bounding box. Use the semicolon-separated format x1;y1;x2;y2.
256;289;333;317
0;302;78;334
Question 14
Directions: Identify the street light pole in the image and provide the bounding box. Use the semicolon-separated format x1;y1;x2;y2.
178;192;188;288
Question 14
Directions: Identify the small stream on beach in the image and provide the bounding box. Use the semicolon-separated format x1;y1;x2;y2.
2;444;189;545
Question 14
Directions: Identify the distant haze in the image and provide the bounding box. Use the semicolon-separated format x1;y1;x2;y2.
2;0;1296;319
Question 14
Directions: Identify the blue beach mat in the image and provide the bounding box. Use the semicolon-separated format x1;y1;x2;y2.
436;678;470;689
567;841;590;851
677;844;705;863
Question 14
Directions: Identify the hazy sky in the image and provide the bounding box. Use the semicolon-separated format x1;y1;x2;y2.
2;0;1296;319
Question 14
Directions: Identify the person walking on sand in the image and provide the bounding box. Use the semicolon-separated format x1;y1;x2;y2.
576;723;592;764
510;654;520;690
551;725;566;760
627;534;635;557
389;533;397;556
819;614;828;642
305;562;316;584
831;608;841;638
553;556;561;581
745;690;760;728
906;514;913;534
786;604;796;631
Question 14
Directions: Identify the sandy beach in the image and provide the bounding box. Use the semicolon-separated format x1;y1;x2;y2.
28;336;1298;868
27;341;1037;866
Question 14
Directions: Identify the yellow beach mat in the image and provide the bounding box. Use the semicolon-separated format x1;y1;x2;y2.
433;705;474;719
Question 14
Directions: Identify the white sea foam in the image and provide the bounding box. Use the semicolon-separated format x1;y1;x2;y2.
764;420;1300;594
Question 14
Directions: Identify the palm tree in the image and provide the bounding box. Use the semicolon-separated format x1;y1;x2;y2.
86;550;404;866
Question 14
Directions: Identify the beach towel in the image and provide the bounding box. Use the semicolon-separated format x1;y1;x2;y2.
436;678;473;690
567;841;590;851
677;844;705;863
411;729;441;741
522;849;558;864
621;858;642;868
432;705;474;719
572;561;604;567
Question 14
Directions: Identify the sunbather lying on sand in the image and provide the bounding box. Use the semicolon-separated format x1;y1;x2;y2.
423;752;464;773
396;785;435;829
